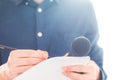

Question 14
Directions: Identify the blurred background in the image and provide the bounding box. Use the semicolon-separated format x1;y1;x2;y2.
91;0;120;80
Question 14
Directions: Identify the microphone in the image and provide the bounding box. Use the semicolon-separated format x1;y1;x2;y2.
69;36;91;56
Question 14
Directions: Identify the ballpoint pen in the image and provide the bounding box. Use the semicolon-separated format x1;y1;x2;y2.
0;44;69;58
0;44;17;50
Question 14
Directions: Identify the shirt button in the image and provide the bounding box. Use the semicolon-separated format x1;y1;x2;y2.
50;0;53;2
37;8;42;13
25;2;29;5
37;32;43;37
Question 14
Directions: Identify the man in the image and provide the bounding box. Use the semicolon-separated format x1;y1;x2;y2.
0;0;107;80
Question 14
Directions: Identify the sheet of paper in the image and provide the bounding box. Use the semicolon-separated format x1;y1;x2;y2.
14;56;90;80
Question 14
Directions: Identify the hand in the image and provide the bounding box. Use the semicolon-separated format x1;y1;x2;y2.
62;60;100;80
4;49;48;79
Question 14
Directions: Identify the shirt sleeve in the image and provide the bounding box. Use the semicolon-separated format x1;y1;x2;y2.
82;1;107;80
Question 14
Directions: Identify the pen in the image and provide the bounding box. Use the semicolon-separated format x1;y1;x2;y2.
48;53;69;58
0;44;69;58
63;53;69;57
0;44;17;50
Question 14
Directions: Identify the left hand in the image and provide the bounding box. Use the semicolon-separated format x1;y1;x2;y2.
62;60;100;80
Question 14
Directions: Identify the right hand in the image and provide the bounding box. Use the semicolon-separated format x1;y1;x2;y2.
4;49;48;80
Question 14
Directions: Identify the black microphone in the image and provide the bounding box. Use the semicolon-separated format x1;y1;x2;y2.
69;36;91;56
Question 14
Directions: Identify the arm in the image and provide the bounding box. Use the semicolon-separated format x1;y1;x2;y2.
62;1;107;80
84;1;107;79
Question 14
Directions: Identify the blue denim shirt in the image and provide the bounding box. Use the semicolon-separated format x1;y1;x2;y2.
0;0;107;79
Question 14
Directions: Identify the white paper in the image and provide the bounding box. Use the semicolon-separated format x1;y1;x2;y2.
14;56;90;80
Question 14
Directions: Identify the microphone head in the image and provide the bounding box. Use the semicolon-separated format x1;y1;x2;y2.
69;36;91;56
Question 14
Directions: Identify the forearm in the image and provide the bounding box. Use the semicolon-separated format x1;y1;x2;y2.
0;64;11;80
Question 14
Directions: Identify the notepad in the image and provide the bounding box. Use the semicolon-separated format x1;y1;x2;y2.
13;56;90;80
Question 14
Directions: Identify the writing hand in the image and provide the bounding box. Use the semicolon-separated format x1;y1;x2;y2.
4;49;48;79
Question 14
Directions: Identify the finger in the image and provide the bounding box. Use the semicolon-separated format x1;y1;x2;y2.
15;65;34;74
10;50;40;58
10;50;47;59
63;65;89;73
15;58;43;66
9;65;34;78
63;71;87;80
37;50;48;59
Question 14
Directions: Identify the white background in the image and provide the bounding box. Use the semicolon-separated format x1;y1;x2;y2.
91;0;120;80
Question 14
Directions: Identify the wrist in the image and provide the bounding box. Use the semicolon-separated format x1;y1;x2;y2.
0;64;11;80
